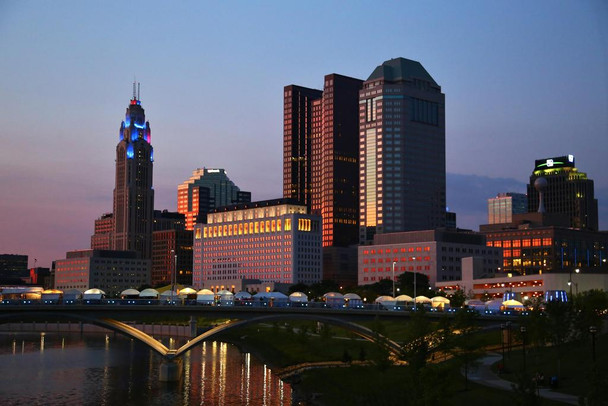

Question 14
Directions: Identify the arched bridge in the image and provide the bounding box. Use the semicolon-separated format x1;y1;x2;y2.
0;310;403;362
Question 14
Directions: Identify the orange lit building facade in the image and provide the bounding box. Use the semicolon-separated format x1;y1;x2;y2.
192;199;322;291
482;225;608;276
358;230;501;286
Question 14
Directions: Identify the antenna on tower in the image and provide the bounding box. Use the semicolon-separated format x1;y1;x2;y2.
132;78;137;100
138;82;140;100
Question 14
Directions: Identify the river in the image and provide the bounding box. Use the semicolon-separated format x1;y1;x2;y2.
0;331;292;405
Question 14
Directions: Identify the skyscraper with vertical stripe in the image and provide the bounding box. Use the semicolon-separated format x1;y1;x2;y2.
359;58;446;242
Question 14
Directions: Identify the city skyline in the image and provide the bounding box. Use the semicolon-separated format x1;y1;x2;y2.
1;1;607;268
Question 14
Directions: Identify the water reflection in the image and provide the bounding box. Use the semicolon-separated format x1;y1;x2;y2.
0;332;291;405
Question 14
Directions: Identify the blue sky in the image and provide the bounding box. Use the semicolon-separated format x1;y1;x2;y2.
1;0;606;268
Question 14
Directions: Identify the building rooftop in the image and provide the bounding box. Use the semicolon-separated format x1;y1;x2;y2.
367;57;438;85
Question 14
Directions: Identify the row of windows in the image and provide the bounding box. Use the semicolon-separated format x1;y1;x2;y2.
488;238;552;248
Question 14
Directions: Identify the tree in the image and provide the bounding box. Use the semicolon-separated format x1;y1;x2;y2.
396;271;430;297
450;309;482;391
449;289;467;308
545;300;575;379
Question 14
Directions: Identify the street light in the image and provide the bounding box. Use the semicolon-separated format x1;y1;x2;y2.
589;326;597;363
170;249;177;303
506;321;512;358
413;257;417;310
520;326;527;373
392;261;397;298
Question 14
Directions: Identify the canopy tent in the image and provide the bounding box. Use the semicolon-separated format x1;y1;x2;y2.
178;287;197;298
414;295;432;304
502;299;525;310
139;288;159;298
395;294;414;303
375;295;396;303
289;292;309;303
160;290;179;298
485;299;503;311
83;288;105;300
431;296;450;309
120;288;140;298
344;293;363;308
196;289;214;304
323;292;345;307
63;289;83;300
234;291;252;300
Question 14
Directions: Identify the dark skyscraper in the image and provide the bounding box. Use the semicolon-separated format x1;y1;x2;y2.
528;155;598;231
284;75;363;284
112;84;155;259
283;85;323;207
359;57;446;242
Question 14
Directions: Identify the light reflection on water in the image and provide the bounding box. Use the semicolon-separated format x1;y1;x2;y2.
0;332;291;406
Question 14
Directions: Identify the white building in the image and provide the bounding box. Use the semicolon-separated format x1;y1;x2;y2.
193;199;322;292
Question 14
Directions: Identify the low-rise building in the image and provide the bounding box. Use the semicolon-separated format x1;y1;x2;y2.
358;229;501;286
193;199;322;291
54;250;150;296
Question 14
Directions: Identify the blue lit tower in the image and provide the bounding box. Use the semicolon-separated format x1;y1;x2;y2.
112;83;154;259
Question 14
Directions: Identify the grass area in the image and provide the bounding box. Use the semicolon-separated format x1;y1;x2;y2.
216;321;384;368
297;363;567;406
491;332;608;398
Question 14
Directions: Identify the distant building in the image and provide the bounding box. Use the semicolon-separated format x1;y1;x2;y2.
178;168;251;230
527;155;598;230
359;58;446;243
54;250;150;296
488;193;527;225
153;210;185;231
91;213;113;250
29;267;51;287
358;229;501;286
480;213;608;276
151;229;193;286
0;254;28;281
192;199;322;291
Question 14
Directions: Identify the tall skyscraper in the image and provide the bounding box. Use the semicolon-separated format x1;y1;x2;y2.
359;57;446;242
488;193;528;224
527;155;598;231
177;168;251;230
112;84;155;259
283;85;323;207
284;75;363;285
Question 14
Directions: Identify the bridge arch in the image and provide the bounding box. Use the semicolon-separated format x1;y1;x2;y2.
0;312;402;361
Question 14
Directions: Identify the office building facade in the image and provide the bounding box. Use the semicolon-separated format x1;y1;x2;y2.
358;229;501;286
54;250;150;295
488;193;527;224
178;168;251;230
359;58;446;243
192;199;322;291
527;155;598;231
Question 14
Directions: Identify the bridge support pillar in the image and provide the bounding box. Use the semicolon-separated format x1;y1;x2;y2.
159;358;182;382
189;316;197;338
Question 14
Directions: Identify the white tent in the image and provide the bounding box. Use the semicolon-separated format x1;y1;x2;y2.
289;292;309;303
178;287;197;298
395;294;414;303
196;289;214;304
216;290;234;305
431;296;450;308
63;289;83;301
41;289;63;302
414;295;432;304
234;291;252;300
502;299;525;310
485;299;503;312
323;292;345;307
160;290;179;298
139;288;159;298
83;288;105;300
344;293;363;308
120;288;140;298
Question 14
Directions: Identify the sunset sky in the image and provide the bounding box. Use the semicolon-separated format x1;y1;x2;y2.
1;0;606;268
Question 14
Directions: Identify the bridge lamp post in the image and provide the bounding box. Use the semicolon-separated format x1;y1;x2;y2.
170;249;177;302
392;262;397;298
413;257;417;310
589;325;597;363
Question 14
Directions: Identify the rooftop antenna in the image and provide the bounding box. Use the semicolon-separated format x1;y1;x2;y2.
137;82;140;100
132;78;136;100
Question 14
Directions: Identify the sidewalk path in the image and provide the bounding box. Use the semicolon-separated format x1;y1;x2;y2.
467;353;579;405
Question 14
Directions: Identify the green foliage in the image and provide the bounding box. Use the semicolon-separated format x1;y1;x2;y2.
511;373;543;406
573;289;608;334
449;289;467;308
